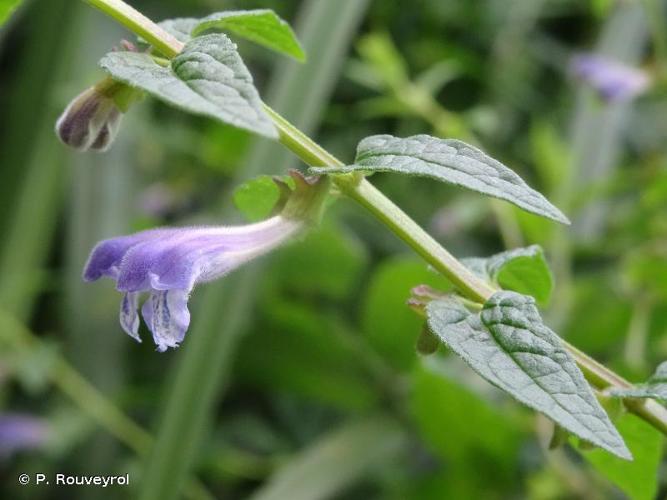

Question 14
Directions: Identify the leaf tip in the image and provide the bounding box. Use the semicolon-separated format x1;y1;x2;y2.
553;210;571;226
605;439;633;461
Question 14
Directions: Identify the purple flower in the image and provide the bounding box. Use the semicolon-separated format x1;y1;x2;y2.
0;413;49;458
571;53;650;103
84;216;304;351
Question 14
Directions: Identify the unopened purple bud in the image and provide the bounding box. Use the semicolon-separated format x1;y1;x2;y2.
55;78;126;153
571;53;650;103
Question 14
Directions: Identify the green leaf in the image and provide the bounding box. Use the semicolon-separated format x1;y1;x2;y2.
310;135;569;224
463;245;554;305
193;10;306;62
100;34;277;139
583;414;663;500
609;362;667;402
233;175;283;222
426;291;631;459
0;0;22;26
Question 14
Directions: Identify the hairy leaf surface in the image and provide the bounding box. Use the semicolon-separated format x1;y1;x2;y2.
311;135;569;224
426;291;630;459
100;34;276;138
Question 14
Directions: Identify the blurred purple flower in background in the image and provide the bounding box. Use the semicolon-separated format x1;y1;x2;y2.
0;413;49;458
570;53;650;103
84;217;304;352
138;183;184;218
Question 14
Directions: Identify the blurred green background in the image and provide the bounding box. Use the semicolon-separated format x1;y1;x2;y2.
0;0;666;499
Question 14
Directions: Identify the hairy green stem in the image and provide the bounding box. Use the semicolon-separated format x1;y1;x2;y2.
343;179;495;303
265;105;494;303
84;0;181;57
83;0;667;438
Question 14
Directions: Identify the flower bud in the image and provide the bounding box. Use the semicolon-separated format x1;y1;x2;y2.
55;77;130;152
416;324;439;355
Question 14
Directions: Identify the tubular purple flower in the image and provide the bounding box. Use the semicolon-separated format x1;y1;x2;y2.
0;413;49;458
570;53;650;103
83;173;330;351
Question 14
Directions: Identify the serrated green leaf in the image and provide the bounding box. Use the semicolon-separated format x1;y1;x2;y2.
426;291;631;459
100;34;277;138
193;10;305;62
583;414;663;500
463;245;553;306
0;0;22;26
233;175;283;222
310;135;569;224
609;362;667;403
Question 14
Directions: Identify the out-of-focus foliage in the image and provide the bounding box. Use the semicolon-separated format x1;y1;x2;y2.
0;0;22;26
1;0;666;499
